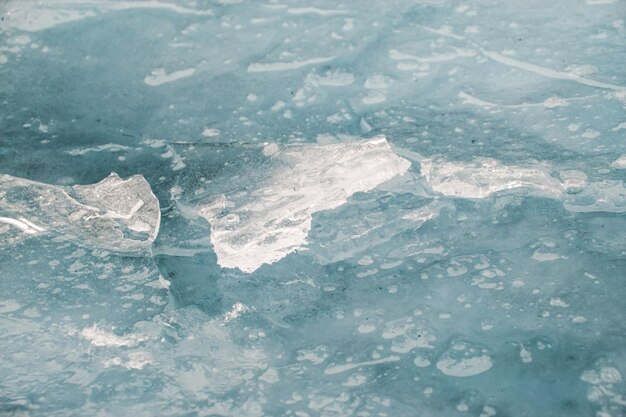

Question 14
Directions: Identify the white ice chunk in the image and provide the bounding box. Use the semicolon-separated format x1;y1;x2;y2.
0;173;160;253
198;136;411;272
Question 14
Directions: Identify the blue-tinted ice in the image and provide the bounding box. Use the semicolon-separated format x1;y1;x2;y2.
1;0;625;416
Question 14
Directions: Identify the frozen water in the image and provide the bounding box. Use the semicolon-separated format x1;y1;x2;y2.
1;0;625;416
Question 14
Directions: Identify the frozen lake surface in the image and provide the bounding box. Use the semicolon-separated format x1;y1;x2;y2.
1;0;625;416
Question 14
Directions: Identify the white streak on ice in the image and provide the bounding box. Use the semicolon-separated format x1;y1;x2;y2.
480;49;626;92
144;68;196;86
286;7;348;16
248;57;335;73
325;356;401;375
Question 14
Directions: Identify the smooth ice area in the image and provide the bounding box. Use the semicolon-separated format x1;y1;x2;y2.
1;0;625;416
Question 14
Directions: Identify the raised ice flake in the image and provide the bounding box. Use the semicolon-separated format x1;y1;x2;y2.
0;173;160;253
198;136;411;272
420;157;564;199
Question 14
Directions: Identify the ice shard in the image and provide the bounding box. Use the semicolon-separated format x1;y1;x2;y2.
0;173;160;253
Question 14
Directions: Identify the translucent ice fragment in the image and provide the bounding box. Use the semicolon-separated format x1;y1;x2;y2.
421;157;563;199
198;136;411;272
0;173;160;253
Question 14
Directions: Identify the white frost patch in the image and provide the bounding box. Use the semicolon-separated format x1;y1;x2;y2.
549;297;570;308
81;325;146;347
199;136;410;272
223;302;250;322
581;129;601;139
436;355;493;377
436;342;493;377
248;56;335;73
420;157;563;199
0;300;21;314
520;346;533;363
202;128;221;137
144;67;195;86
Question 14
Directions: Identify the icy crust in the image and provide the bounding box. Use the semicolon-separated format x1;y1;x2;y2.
420;157;626;212
198;136;411;273
0;173;160;253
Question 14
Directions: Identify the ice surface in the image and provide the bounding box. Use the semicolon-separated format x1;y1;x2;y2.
1;0;626;416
